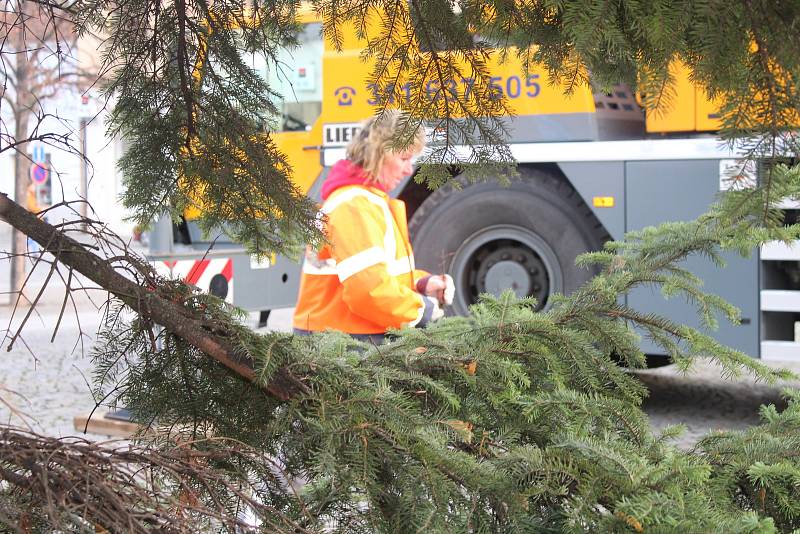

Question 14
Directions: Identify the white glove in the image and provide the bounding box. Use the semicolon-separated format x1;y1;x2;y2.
424;274;455;306
423;296;444;323
441;274;454;306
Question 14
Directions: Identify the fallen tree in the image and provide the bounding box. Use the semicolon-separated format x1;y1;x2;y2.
0;427;315;532
4;164;800;530
3;0;800;531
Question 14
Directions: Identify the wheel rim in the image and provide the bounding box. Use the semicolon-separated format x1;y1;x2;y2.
450;225;563;312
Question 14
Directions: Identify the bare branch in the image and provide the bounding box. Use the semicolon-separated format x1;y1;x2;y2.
0;427;310;532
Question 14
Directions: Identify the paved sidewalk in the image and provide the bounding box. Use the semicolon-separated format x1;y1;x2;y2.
1;222;115;437
1;220;293;437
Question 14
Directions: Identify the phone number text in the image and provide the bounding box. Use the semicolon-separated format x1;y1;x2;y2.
362;74;542;105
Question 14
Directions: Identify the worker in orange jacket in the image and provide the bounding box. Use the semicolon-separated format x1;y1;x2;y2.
293;110;454;343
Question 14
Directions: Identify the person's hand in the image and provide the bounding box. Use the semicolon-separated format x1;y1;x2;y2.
430;299;444;322
424;274;455;306
421;295;444;324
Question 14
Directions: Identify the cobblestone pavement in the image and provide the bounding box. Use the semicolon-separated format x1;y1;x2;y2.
1;222;118;438
2;303;103;437
634;360;800;449
2;223;799;448
0;300;294;439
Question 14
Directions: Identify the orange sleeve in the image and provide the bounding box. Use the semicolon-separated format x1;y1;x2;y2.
326;197;426;329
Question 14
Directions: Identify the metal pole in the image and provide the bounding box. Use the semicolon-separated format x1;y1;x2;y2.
79;117;88;227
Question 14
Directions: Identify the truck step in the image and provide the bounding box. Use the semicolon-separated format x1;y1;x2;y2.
761;240;800;261
761;290;800;313
761;341;800;361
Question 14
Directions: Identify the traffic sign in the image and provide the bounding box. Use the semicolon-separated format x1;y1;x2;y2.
30;163;48;184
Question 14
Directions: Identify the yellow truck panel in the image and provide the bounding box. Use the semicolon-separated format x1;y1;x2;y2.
695;88;723;131
645;60;722;133
271;126;323;195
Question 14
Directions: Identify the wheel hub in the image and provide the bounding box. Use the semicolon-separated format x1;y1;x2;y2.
471;240;548;305
451;225;561;312
484;261;531;297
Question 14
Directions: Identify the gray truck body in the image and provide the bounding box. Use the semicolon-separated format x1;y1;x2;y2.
147;117;799;361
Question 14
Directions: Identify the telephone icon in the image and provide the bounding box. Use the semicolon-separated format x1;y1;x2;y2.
334;86;356;106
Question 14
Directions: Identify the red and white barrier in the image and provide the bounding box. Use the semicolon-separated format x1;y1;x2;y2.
153;258;233;303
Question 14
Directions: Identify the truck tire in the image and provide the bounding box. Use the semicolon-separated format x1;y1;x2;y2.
408;168;609;313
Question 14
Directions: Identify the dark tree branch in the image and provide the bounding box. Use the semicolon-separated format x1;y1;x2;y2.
0;193;309;401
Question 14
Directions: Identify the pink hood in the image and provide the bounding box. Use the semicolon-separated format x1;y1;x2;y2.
321;160;387;200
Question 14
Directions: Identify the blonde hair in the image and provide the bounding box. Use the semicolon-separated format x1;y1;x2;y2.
345;110;426;185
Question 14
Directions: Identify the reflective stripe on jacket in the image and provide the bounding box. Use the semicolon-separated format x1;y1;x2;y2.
293;184;431;334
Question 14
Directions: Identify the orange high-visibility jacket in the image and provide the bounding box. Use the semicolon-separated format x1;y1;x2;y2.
293;177;435;334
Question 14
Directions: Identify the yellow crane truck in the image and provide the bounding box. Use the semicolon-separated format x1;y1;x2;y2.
146;13;800;361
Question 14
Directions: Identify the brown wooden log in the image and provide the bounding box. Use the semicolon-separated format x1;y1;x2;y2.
0;193;307;401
